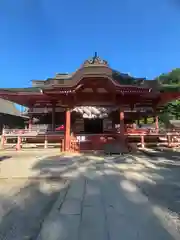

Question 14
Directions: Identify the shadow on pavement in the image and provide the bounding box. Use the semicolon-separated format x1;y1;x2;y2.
121;150;180;217
0;152;179;239
0;156;12;162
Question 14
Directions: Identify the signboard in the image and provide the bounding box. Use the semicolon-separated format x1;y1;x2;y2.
76;136;86;142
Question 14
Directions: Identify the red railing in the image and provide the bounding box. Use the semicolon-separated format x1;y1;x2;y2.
3;129;38;136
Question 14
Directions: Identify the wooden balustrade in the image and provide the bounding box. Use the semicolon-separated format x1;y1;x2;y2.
3;129;38;136
2;127;180;151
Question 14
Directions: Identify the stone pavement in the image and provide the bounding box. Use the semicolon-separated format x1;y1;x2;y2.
36;155;180;240
0;178;68;240
0;151;180;239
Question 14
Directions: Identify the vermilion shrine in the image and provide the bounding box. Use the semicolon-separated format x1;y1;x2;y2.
0;53;180;152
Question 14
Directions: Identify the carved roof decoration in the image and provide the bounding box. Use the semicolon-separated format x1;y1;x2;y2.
82;52;109;67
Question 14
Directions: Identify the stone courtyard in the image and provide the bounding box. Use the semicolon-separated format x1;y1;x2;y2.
0;149;180;239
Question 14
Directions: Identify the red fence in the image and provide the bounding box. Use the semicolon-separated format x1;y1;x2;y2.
1;128;180;151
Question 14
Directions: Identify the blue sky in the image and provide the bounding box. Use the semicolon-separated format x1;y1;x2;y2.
0;0;180;88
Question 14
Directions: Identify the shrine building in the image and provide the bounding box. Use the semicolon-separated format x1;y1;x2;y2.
0;53;179;152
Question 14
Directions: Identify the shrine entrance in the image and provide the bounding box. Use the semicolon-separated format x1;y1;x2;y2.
84;118;103;134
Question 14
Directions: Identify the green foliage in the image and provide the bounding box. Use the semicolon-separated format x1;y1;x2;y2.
139;117;154;124
156;69;180;123
156;68;180;85
161;100;180;120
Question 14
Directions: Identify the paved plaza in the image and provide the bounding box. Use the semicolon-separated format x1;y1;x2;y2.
0;149;180;239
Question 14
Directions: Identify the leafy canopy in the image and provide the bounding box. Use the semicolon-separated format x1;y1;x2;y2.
157;68;180;122
156;68;180;85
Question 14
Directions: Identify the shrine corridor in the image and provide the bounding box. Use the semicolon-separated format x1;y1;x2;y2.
0;150;179;239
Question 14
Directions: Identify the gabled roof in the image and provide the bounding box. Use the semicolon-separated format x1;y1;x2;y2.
29;54;169;92
0;98;21;116
0;54;180;108
31;53;155;90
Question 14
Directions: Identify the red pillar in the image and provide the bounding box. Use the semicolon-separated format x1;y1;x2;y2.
141;135;145;148
1;129;5;149
16;136;22;151
52;104;55;131
120;108;125;139
153;107;159;132
29;118;33;131
64;108;71;152
155;115;159;132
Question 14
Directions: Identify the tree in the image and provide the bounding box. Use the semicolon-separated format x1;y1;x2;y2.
160;100;180;120
156;68;180;85
156;69;180;122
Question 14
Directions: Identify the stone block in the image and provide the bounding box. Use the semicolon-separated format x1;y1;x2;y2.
80;206;107;240
37;213;80;240
60;199;81;215
66;178;85;201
